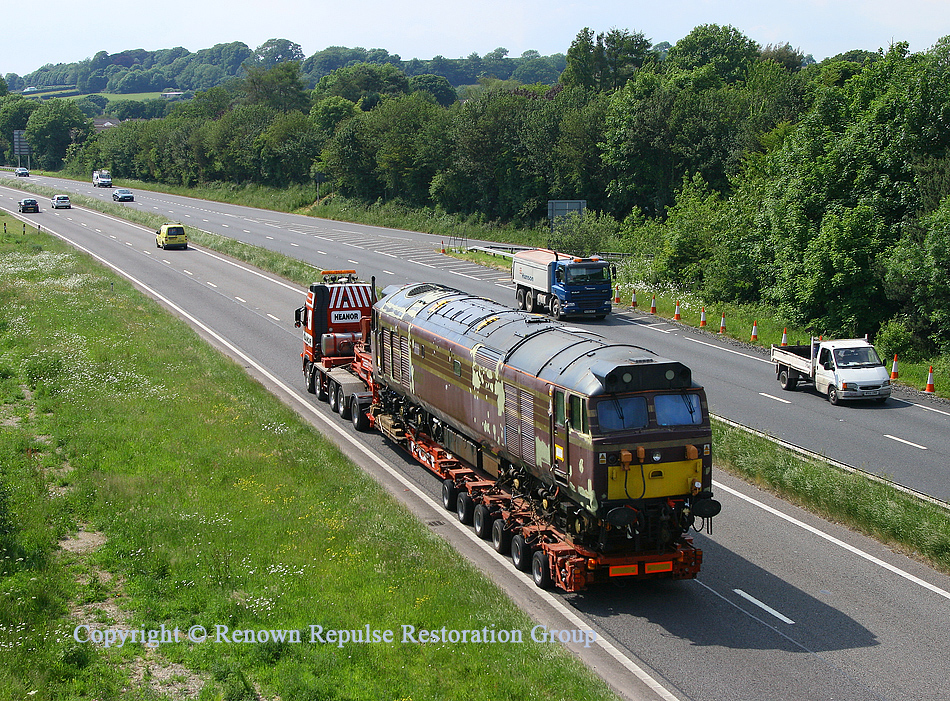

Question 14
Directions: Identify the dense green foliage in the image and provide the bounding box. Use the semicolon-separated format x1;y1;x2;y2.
6;25;950;359
4;40;563;94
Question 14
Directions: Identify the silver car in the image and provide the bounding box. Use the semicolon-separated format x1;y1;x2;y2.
51;195;71;209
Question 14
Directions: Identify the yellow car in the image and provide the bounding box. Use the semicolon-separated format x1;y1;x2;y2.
155;223;188;250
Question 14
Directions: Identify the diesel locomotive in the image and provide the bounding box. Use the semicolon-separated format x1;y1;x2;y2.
297;274;722;591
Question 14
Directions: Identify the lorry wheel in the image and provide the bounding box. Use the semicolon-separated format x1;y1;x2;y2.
441;478;458;512
778;368;797;391
511;534;532;572
828;385;840;406
516;288;526;310
472;504;493;539
351;398;369;431
525;290;536;313
550;298;563;320
306;364;316;394
328;381;339;412
338;387;351;419
532;550;551;588
491;518;511;554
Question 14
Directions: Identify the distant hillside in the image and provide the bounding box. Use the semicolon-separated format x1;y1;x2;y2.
3;39;566;95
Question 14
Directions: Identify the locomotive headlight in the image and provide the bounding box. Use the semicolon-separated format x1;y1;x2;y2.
652;451;662;462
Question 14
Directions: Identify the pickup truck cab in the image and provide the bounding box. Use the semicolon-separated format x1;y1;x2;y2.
771;338;891;405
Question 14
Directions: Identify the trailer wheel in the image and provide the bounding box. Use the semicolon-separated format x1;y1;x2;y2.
516;287;526;310
337;386;351;419
316;376;328;402
328;381;340;412
491;518;511;554
441;479;458;512
351;398;369;431
531;550;551;589
778;367;797;391
550;298;563;320
511;534;532;572
473;504;493;539
828;385;840;406
456;493;474;525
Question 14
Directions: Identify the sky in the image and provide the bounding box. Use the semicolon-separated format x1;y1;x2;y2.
4;0;950;78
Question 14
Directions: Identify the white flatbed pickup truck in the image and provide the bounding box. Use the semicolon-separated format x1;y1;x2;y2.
771;337;891;405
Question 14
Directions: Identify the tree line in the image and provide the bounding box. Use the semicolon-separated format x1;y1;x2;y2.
3;24;949;361
4;39;564;95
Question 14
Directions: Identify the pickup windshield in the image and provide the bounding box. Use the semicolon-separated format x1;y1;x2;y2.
565;265;609;284
833;347;883;368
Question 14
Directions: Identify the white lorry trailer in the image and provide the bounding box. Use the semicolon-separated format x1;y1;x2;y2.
771;337;891;405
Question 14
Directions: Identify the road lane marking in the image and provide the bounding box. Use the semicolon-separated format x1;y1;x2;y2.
235;296;247;303
207;282;217;288
686;336;774;363
734;589;794;624
760;392;792;404
883;434;927;450
267;313;280;321
715;481;950;601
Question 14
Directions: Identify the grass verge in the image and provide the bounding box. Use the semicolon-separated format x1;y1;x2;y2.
0;214;618;700
714;420;950;574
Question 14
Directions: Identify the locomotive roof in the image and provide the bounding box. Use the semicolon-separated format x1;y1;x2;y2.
378;283;695;395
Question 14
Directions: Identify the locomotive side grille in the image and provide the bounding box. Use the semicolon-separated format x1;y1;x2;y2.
504;385;521;457
503;384;535;463
399;334;411;385
520;390;535;464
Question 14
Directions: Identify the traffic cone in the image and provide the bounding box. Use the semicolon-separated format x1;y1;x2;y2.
699;307;707;327
674;301;681;320
631;290;637;308
890;354;899;380
924;366;935;394
718;313;726;334
615;287;621;304
750;321;758;342
780;328;788;346
650;296;657;314
441;240;445;253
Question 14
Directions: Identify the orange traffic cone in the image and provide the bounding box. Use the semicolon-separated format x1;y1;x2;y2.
674;301;681;320
650;296;657;314
890;354;899;380
780;328;788;346
441;240;446;253
631;290;637;308
718;313;726;334
924;366;935;394
615;287;621;304
699;307;707;327
750;321;758;342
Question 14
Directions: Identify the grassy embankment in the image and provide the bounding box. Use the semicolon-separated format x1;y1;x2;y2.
0;216;618;700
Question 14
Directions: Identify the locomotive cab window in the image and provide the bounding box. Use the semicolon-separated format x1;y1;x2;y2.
655;393;702;426
554;390;566;427
568;395;589;434
596;396;649;432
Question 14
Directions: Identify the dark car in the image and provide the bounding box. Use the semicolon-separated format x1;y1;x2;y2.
112;188;134;202
18;198;39;213
14;167;29;177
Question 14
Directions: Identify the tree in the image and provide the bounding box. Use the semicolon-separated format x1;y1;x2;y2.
24;99;92;169
666;24;760;84
309;96;356;136
242;61;310;113
760;43;805;72
313;63;409;106
408;74;456;107
561;27;652;91
253;39;305;68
